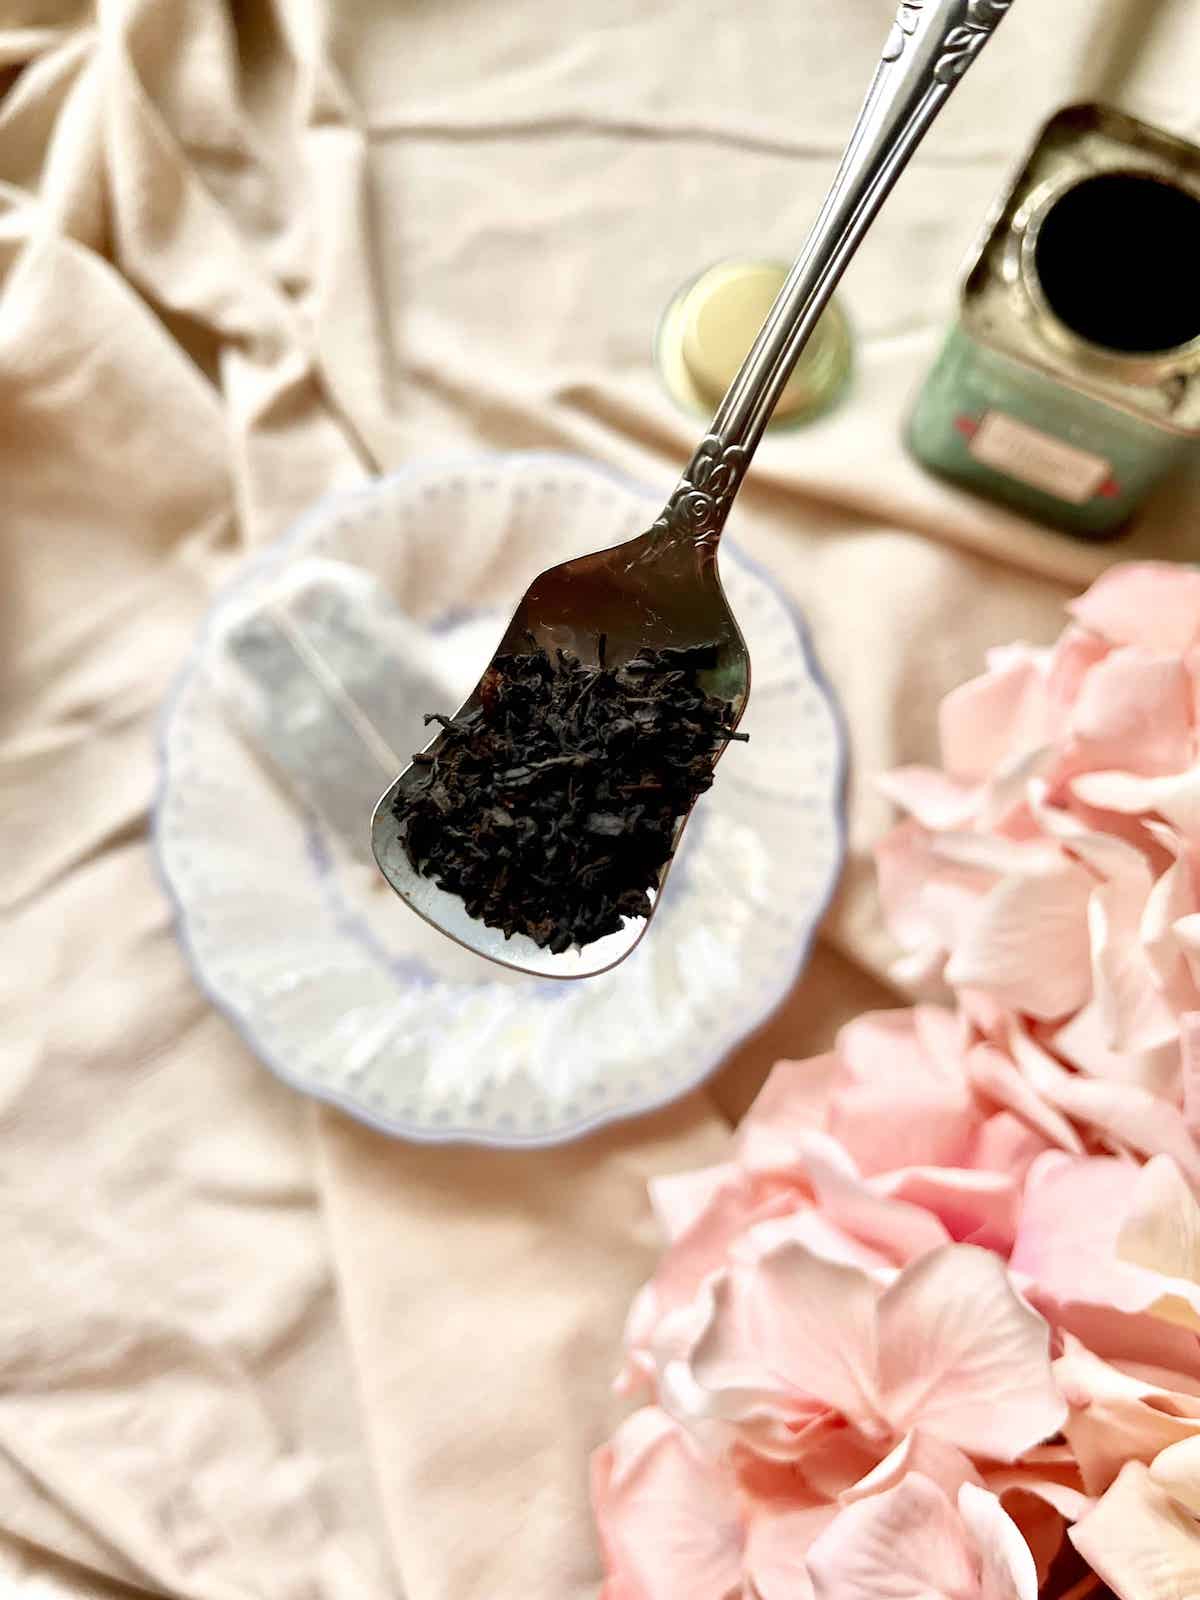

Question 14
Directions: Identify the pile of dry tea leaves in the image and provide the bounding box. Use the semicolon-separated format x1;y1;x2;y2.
394;639;746;953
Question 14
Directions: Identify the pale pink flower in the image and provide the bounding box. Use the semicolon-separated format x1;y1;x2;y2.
618;1009;1054;1395
591;1408;1043;1600
591;1405;873;1600
982;1450;1093;1585
596;561;1200;1600
1070;1461;1200;1600
877;562;1200;1117
598;1014;1137;1595
1012;1151;1200;1331
806;1475;1039;1600
1053;1334;1200;1495
1062;1342;1200;1599
658;1241;1064;1466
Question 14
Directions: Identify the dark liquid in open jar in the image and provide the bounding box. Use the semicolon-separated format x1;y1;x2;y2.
1033;170;1200;355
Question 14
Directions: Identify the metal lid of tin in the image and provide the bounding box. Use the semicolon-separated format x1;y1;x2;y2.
1016;168;1200;388
959;103;1200;438
655;259;851;426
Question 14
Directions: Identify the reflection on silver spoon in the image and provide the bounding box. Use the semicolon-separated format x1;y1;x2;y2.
372;0;1014;978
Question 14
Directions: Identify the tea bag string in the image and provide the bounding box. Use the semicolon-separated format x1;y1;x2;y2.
266;600;405;779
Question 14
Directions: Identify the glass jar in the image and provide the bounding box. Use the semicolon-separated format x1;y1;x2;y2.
655;258;852;429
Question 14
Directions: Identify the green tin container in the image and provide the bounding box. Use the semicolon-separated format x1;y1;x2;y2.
908;104;1200;539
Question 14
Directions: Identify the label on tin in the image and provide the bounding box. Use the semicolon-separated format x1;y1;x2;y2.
966;411;1112;503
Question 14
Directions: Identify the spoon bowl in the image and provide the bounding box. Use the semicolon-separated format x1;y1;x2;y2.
371;481;751;978
372;0;1014;976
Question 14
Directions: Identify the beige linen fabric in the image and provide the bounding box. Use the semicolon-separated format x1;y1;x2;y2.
2;1;1198;1596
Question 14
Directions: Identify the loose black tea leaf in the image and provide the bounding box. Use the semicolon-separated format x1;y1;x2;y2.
394;640;747;953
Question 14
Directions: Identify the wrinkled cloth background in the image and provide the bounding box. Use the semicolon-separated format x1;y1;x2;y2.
3;1;1199;1596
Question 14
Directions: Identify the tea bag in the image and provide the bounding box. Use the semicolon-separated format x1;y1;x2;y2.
212;558;453;865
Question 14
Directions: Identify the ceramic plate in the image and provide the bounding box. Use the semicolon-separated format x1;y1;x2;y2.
154;454;846;1147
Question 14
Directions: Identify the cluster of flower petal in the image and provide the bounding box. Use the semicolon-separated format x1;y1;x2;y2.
593;565;1200;1599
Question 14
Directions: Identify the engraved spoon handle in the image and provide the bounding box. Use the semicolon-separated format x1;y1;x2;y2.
654;0;1013;550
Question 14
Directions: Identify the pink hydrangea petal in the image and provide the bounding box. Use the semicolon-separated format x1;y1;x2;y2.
1115;1359;1200;1395
983;1493;1064;1590
1149;1434;1200;1516
1070;1461;1200;1600
731;1408;838;1467
739;1208;896;1278
827;1010;979;1176
663;1273;819;1452
1068;646;1194;777
984;1470;1090;1524
940;653;1048;783
1139;857;1196;1004
957;1482;1039;1600
966;1043;1084;1154
617;1283;662;1394
736;1120;813;1182
872;1165;1019;1253
1089;867;1184;1056
1025;779;1150;882
986;641;1046;676
650;1172;794;1327
1055;1333;1200;1495
1138;815;1188;858
1016;1441;1082;1467
875;820;941;951
880;751;1051;838
1047;1075;1200;1185
969;1111;1055;1184
599;1577;638;1600
1006;1030;1200;1182
1178;913;1200;990
1183;1013;1200;1137
591;1408;745;1600
878;766;980;830
1045;624;1112;723
746;1243;883;1434
892;943;953;990
944;865;1094;1020
915;1003;975;1071
741;1053;842;1146
1035;1295;1200;1385
1012;1153;1146;1306
1118;1155;1200;1278
787;1425;889;1502
983;1470;1091;1587
1051;1001;1181;1100
788;1129;950;1265
979;747;1059;833
839;1431;983;1507
1068;562;1200;655
876;820;988;962
665;1263;845;1448
876;1245;1065;1461
744;1503;833;1600
932;832;1063;877
808;1474;979;1600
1070;766;1200;840
1116;1155;1200;1330
1012;1152;1200;1329
732;1126;946;1276
650;1163;743;1243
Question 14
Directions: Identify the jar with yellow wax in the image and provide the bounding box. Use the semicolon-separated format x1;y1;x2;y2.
655;259;852;429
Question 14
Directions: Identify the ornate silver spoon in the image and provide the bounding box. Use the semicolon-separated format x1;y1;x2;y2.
372;0;1012;978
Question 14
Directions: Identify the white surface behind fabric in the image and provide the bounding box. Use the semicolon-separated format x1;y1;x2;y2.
2;2;1199;1596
